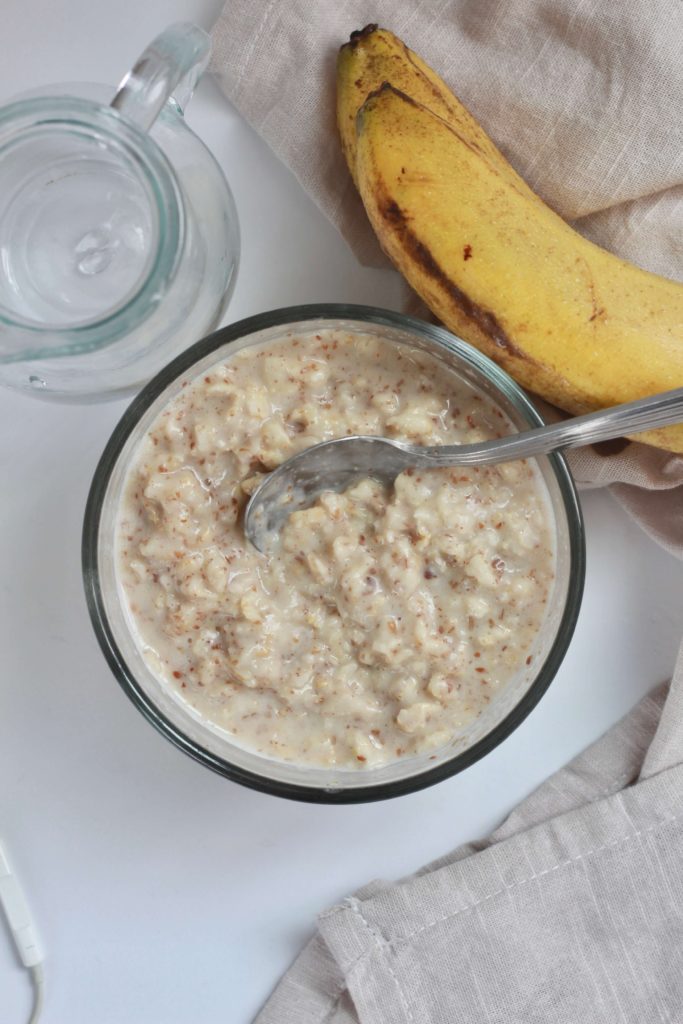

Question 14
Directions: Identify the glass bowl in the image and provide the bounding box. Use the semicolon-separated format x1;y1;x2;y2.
82;305;585;803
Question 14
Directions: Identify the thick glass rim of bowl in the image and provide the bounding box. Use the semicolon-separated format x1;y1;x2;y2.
82;304;586;804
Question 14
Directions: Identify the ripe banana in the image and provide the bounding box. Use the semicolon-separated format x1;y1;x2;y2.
339;31;683;452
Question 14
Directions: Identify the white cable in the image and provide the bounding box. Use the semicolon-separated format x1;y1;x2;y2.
28;964;44;1024
0;839;45;1024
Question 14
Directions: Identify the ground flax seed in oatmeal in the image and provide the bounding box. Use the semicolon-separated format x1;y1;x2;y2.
117;330;555;768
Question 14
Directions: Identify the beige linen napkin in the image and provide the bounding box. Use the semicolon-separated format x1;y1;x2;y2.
210;2;683;1020
255;674;683;1023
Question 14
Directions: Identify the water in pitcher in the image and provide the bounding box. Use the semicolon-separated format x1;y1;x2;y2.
0;131;157;326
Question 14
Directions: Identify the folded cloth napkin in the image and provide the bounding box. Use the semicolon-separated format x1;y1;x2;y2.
210;2;683;1020
255;674;683;1023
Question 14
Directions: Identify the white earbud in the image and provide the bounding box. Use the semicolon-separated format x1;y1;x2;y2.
0;839;44;1023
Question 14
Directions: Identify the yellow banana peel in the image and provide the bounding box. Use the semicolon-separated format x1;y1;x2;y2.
338;28;683;453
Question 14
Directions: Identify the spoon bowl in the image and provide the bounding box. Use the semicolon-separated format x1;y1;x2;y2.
245;435;412;549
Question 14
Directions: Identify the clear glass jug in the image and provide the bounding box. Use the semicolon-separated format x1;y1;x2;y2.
0;23;239;400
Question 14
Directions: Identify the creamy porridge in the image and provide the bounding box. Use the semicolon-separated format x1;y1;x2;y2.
117;330;555;768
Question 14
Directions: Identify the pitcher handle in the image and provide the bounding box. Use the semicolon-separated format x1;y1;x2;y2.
110;22;210;132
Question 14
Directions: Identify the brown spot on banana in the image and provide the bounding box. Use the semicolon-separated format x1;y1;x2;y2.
575;252;606;325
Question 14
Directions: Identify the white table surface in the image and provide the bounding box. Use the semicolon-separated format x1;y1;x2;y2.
1;2;682;1022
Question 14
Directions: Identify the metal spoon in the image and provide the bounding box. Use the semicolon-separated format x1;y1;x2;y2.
244;386;683;552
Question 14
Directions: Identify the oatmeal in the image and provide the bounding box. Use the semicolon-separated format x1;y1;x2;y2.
117;330;555;767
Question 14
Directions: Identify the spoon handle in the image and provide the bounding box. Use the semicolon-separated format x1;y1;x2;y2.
421;386;683;467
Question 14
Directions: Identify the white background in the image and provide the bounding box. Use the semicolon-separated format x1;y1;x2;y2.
1;2;682;1022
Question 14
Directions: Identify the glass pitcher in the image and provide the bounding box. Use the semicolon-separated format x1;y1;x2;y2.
0;23;239;400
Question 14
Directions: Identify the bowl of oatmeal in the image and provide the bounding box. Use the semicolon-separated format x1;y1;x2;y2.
83;305;584;802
